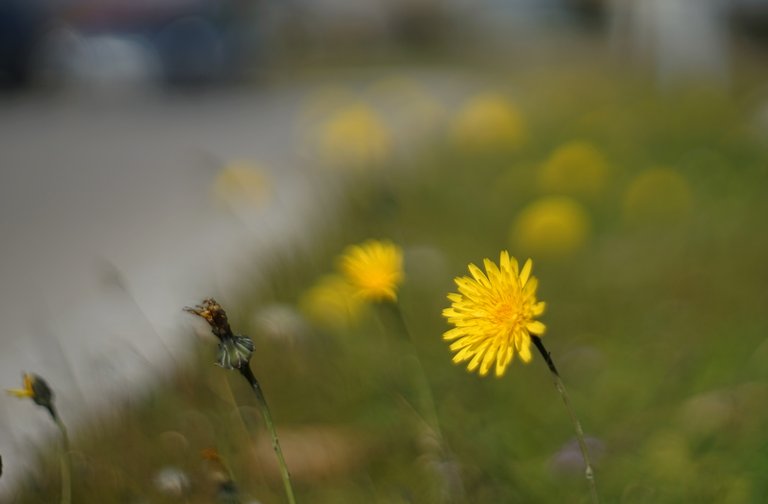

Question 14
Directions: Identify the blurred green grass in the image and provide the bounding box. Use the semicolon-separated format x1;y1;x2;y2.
11;62;768;503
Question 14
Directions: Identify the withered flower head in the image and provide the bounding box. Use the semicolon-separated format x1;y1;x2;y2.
184;298;233;340
185;298;255;370
6;372;57;419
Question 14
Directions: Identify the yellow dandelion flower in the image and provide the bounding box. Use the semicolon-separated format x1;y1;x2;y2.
451;92;526;152
511;196;591;257
318;103;391;168
339;240;404;302
6;372;35;399
443;252;546;377
299;275;367;330
538;141;609;198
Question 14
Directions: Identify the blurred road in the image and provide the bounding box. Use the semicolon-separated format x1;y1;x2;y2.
0;84;339;491
0;71;476;493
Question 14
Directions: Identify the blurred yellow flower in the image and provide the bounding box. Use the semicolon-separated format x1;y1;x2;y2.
212;161;271;209
623;167;693;225
338;239;404;302
443;252;546;377
451;92;526;151
6;373;35;399
538;141;609;198
318;103;391;168
511;197;591;257
300;275;366;330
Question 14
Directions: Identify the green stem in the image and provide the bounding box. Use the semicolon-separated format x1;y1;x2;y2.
52;414;72;504
381;302;466;503
239;365;297;504
532;336;598;504
382;302;444;440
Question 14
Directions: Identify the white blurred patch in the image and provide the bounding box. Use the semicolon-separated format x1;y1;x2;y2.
252;303;310;344
37;27;160;95
608;0;728;86
153;466;190;497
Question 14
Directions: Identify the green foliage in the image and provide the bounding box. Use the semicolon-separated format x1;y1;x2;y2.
12;64;768;503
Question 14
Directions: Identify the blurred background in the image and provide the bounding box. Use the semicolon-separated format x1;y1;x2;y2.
2;0;768;502
3;0;768;91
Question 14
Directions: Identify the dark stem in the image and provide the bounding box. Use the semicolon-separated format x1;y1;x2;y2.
45;404;58;422
238;365;297;504
532;334;559;376
51;413;72;504
531;336;599;504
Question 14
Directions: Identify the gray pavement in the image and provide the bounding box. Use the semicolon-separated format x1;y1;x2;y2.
0;71;477;494
0;84;340;493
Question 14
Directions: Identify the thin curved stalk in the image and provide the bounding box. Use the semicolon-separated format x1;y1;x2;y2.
52;414;72;504
239;365;297;504
532;336;598;504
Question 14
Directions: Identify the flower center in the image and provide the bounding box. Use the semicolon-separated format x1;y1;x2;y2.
491;298;524;332
363;270;390;289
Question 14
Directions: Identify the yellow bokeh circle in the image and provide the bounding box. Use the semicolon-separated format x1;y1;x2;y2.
451;92;526;152
511;196;591;257
538;140;609;198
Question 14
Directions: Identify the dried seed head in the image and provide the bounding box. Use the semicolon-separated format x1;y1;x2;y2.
184;298;234;341
185;298;254;370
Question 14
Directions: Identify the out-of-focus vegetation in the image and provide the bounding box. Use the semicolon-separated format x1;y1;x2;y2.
10;58;768;503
